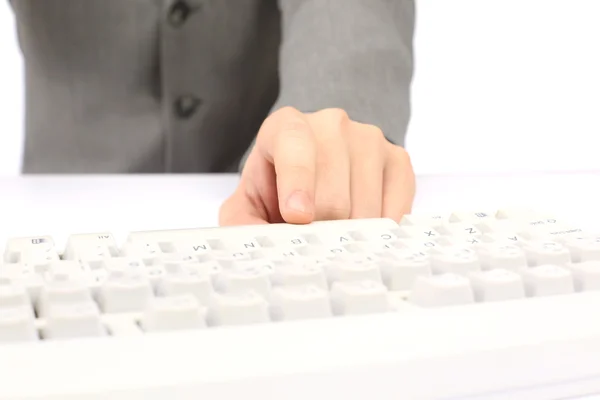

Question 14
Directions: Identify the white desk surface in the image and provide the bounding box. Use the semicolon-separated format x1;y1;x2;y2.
0;171;598;249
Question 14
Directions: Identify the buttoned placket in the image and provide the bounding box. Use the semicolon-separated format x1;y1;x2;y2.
161;0;203;172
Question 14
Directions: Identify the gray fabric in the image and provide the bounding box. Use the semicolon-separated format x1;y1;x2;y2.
8;0;415;174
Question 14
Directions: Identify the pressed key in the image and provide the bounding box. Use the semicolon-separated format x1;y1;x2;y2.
43;301;106;340
141;294;206;332
468;269;525;302
330;280;390;315
408;273;475;307
521;265;575;297
269;285;332;321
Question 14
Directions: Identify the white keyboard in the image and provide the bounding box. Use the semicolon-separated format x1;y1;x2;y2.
1;208;600;399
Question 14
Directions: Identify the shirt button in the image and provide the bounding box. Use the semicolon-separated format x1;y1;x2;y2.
168;1;193;27
174;95;202;119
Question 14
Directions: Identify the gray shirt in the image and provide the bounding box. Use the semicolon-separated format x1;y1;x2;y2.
9;0;415;173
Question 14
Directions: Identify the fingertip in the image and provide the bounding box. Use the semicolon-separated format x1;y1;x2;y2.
280;190;315;224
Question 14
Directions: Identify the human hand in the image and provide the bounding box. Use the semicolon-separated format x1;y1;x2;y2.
219;107;415;226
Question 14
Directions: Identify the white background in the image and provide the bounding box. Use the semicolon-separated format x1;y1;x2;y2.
0;0;599;176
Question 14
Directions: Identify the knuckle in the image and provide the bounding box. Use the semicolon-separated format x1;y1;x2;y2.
279;118;311;137
276;121;315;153
367;125;386;142
390;144;410;161
323;108;350;125
351;123;386;153
275;106;301;119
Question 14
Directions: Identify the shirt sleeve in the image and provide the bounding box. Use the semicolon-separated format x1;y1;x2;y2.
239;0;415;172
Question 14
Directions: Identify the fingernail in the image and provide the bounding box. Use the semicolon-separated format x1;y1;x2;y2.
285;191;312;214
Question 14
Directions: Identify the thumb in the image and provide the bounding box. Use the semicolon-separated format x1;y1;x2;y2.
218;184;270;226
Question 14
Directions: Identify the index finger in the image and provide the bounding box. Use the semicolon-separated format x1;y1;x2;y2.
256;107;317;224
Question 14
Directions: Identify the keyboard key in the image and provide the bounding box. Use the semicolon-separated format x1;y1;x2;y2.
3;236;57;265
521;265;575;297
330;280;390;315
37;274;94;317
98;270;153;313
325;260;383;285
378;250;432;291
0;265;44;302
43;302;106;339
558;235;600;263
469;269;525;302
564;261;600;291
522;241;571;266
0;306;38;343
408;274;475;307
429;246;481;275
141;294;206;332
271;262;328;290
63;233;119;267
474;243;528;271
213;261;274;298
207;291;270;326
157;263;214;305
0;278;31;309
270;285;332;321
